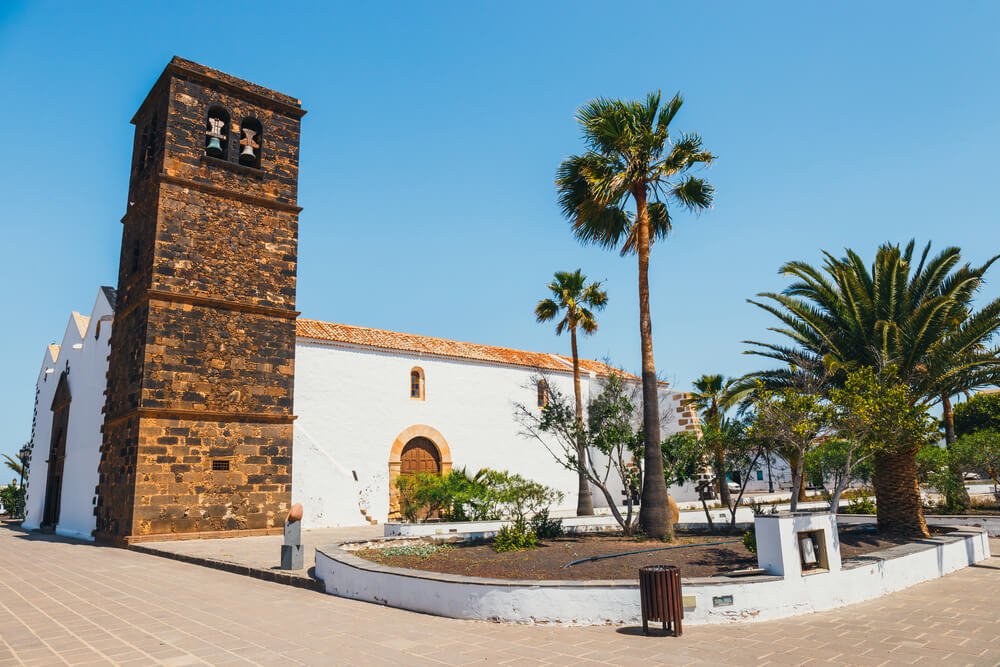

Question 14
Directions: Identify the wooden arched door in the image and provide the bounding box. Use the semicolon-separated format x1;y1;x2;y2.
399;437;441;476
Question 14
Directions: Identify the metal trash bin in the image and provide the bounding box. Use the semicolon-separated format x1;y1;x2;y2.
638;565;683;636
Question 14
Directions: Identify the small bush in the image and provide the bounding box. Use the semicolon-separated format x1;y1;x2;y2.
845;497;877;515
742;527;757;554
0;484;25;518
529;509;564;539
493;519;537;553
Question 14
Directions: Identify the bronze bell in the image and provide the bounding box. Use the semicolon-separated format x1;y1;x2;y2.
205;117;226;157
239;127;259;164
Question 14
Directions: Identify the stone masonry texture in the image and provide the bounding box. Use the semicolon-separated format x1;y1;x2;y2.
95;57;305;542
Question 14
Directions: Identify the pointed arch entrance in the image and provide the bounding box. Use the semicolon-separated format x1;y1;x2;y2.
388;425;452;519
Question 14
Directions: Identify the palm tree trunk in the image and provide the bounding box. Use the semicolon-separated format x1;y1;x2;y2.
571;327;595;516
873;448;929;537
633;187;672;540
941;393;970;511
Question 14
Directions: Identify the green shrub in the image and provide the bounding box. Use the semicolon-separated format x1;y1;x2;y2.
395;467;563;524
0;484;25;518
742;527;757;554
529;508;564;539
493;519;537;553
845;496;877;515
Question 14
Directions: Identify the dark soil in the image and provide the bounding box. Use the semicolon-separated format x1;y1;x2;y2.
356;527;917;581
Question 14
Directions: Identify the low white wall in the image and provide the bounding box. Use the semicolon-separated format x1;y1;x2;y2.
315;526;990;626
384;508;755;538
925;515;1000;536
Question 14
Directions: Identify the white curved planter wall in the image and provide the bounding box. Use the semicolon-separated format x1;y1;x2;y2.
315;528;990;626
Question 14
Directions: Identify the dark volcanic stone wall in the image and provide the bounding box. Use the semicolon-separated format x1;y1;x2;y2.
95;57;304;542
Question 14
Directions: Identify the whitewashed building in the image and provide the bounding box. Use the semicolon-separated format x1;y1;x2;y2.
24;297;699;538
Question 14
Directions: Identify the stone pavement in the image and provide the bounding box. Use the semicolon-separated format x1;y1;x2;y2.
129;525;382;588
0;527;997;666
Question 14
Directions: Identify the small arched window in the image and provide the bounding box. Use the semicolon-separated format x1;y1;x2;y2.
537;380;549;408
239;117;263;168
205;106;230;159
410;367;425;400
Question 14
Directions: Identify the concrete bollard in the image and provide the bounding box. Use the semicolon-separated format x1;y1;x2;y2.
280;503;304;570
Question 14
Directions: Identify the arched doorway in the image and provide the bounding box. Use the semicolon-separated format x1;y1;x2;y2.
388;425;452;519
400;437;441;475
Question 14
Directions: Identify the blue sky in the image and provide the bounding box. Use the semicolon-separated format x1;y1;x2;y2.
1;1;999;464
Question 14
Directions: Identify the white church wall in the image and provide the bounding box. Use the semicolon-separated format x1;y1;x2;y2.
293;339;595;528
23;291;113;539
22;345;60;531
23;312;89;530
55;293;113;541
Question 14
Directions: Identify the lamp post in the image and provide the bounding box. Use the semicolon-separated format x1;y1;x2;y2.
16;443;29;519
17;443;29;489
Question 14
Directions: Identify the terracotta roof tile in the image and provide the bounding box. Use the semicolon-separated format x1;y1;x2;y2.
296;319;635;378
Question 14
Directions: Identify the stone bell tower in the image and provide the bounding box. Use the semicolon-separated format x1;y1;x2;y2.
95;57;305;543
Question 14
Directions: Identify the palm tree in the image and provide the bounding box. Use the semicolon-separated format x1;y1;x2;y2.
535;269;609;516
689;374;734;508
556;92;715;538
2;453;24;479
744;241;1000;536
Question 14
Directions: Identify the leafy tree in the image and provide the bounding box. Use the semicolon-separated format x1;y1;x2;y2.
517;372;647;535
535;269;608;516
661;430;713;526
828;367;935;515
708;417;766;531
805;439;873;503
951;430;1000;490
556;92;715;539
743;241;1000;536
954;392;1000;436
749;386;832;512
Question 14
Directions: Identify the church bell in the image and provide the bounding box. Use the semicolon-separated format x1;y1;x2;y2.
205;116;227;157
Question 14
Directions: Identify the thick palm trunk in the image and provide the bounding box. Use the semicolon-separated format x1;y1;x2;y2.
873;448;929;537
634;188;673;540
941;393;970;511
571;327;595;516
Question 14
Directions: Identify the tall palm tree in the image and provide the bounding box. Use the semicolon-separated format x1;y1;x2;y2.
556;92;715;538
535;269;609;516
744;241;1000;536
689;374;734;508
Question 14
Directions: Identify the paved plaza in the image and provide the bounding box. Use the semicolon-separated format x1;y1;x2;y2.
0;527;997;666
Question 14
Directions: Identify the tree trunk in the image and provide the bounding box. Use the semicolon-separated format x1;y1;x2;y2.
798;473;808;503
788;451;804;512
715;447;732;509
570;327;594;516
873;448;929;537
634;186;672;540
941;393;970;511
766;454;774;493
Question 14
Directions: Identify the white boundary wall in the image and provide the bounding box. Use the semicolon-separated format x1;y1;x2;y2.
315;525;990;626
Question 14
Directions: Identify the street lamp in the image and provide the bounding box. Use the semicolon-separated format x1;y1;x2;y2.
17;443;29;489
15;443;30;519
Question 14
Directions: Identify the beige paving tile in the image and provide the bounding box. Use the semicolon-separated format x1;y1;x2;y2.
1;528;998;666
